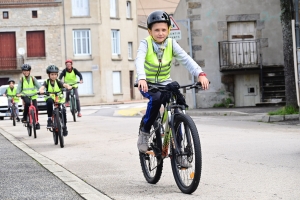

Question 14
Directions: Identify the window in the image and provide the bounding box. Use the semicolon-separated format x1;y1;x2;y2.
3;11;8;19
111;30;120;55
110;0;117;18
113;71;121;94
32;10;38;18
128;42;133;59
126;1;131;18
72;0;89;16
77;71;93;95
73;30;91;55
26;31;45;57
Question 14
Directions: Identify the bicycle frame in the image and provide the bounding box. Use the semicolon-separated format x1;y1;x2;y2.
52;94;65;131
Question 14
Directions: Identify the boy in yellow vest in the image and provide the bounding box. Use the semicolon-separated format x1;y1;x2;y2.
59;59;83;117
136;11;209;167
16;64;41;129
3;79;20;122
39;65;72;136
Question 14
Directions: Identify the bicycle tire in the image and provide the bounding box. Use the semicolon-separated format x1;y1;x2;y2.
11;106;16;126
139;116;163;184
52;115;58;145
55;111;64;148
170;113;202;194
27;115;32;137
71;97;76;122
31;109;37;138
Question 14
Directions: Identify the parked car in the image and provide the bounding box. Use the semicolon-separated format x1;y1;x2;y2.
36;79;47;111
0;84;23;120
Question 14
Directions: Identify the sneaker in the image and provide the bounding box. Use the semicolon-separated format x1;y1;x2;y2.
65;102;70;107
77;113;82;117
47;119;53;128
16;117;20;122
176;156;192;168
35;123;40;130
63;127;68;136
137;130;150;153
21;117;27;123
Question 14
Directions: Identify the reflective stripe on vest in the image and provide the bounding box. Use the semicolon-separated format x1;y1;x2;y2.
6;87;19;103
45;79;65;103
64;70;78;88
22;76;37;100
144;36;173;83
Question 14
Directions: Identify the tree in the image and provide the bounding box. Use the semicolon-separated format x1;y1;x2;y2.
280;0;298;107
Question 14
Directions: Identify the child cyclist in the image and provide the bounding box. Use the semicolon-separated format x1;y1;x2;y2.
17;64;41;129
39;65;72;136
136;10;209;167
3;79;20;122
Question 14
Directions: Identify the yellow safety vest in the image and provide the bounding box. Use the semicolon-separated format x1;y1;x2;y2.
144;36;173;83
21;76;37;100
64;70;78;88
6;87;19;103
45;79;65;103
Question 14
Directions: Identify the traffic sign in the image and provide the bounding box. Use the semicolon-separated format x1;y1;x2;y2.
169;16;181;40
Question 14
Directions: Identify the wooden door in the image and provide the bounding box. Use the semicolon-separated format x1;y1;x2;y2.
0;32;16;69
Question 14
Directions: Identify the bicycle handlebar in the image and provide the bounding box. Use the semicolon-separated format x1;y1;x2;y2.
134;82;206;92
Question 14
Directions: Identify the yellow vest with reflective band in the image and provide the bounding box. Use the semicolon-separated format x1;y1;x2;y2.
22;76;37;100
45;79;65;103
64;70;78;88
144;36;173;83
6;87;19;103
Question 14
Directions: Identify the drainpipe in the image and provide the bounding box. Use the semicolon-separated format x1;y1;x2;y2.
63;0;67;60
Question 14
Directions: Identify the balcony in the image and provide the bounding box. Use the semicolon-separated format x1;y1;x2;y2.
0;0;61;6
218;40;262;72
0;57;23;72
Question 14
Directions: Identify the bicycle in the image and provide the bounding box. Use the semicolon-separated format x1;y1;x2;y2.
136;82;203;194
7;95;18;126
21;93;39;138
66;82;80;122
44;90;67;148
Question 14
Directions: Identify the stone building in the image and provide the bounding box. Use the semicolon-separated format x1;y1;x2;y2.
172;0;285;108
0;0;139;104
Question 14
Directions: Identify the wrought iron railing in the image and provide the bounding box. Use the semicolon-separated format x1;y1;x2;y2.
218;40;262;70
0;57;24;70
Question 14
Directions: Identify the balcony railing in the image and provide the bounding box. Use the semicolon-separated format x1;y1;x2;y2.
0;57;24;70
218;40;262;71
0;0;60;4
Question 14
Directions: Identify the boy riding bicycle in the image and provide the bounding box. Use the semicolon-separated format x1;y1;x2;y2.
39;65;72;136
59;59;83;117
17;64;41;129
136;10;209;158
3;79;20;122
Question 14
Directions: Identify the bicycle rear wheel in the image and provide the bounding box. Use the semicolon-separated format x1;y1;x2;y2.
170;113;202;194
71;98;76;122
139;117;163;184
55;112;64;148
30;110;37;138
11;106;16;126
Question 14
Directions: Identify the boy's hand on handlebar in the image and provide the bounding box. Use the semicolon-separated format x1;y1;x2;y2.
39;89;44;94
198;76;209;90
17;94;21;97
138;79;148;93
80;80;83;84
67;85;72;90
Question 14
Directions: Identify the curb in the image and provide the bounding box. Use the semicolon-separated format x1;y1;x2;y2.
261;114;299;122
0;128;112;200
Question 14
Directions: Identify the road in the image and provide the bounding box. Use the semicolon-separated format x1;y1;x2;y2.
0;103;300;199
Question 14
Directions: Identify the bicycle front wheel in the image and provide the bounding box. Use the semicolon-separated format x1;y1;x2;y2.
30;110;37;138
71;98;76;122
55;112;64;148
27;116;32;137
11;106;16;126
139;117;163;184
170;113;202;194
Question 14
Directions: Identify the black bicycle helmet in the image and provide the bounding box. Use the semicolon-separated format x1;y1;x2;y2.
21;64;31;71
147;10;171;29
46;65;59;74
7;79;15;84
